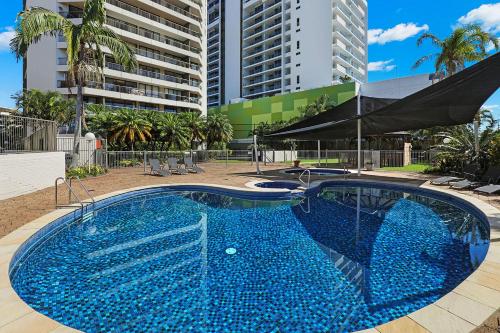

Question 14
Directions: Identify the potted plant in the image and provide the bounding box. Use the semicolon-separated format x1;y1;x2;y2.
293;160;301;168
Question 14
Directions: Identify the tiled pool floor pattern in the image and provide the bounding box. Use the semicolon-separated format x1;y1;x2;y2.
9;186;491;333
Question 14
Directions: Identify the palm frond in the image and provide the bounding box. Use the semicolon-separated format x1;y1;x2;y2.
10;7;72;59
416;33;442;47
82;0;106;26
91;26;137;71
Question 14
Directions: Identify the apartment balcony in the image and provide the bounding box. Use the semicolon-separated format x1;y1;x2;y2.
243;6;282;31
332;63;365;83
332;54;365;76
106;0;201;42
143;0;203;23
333;31;366;57
243;19;282;41
106;17;201;58
58;80;202;109
104;62;201;90
243;0;281;22
243;75;281;89
133;48;201;73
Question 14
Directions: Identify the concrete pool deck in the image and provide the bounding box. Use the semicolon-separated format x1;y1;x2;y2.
0;164;499;333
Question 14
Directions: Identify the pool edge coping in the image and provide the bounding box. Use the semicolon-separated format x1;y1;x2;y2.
0;181;498;333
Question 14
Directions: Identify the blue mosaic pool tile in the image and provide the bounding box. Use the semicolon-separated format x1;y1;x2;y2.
10;186;489;333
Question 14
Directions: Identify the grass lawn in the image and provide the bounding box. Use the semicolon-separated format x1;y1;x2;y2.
381;164;431;172
300;159;340;165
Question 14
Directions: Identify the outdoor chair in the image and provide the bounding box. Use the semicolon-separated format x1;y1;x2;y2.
449;166;500;190
430;176;463;185
184;157;205;173
150;159;171;177
473;184;500;196
167;158;188;175
430;164;478;185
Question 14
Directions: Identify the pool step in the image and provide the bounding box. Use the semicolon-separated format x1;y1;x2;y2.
82;211;94;223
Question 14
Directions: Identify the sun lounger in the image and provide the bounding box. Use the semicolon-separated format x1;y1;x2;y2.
167;158;188;175
184;157;205;173
449;166;500;190
430;176;463;185
473;184;500;195
149;159;171;177
449;179;480;190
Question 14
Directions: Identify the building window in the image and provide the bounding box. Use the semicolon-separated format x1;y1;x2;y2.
296;18;300;27
296;75;300;84
296;41;300;50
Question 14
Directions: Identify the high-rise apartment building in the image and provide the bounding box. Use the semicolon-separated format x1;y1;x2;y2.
25;0;207;115
207;0;368;107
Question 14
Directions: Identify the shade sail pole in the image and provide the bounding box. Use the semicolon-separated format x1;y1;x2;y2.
254;134;262;175
357;86;362;176
317;140;321;166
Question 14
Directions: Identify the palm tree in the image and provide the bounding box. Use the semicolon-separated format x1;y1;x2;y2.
12;89;75;125
110;109;152;151
86;104;114;141
435;109;498;172
180;112;206;149
206;112;233;149
160;113;189;151
11;0;137;166
413;24;498;77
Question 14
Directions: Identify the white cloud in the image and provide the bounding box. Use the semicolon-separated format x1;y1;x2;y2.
368;59;397;72
458;3;500;33
484;104;499;110
0;27;15;52
368;23;429;45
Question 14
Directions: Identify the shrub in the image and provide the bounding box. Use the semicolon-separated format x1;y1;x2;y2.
66;165;107;179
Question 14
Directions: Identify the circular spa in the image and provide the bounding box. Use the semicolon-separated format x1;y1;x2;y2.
282;168;351;176
9;182;490;333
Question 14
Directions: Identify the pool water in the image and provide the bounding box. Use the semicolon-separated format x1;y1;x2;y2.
10;185;489;333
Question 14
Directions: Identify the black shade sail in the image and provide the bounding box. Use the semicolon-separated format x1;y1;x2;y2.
270;52;500;140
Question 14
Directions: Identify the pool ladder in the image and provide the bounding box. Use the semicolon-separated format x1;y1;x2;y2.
55;177;96;218
298;169;311;190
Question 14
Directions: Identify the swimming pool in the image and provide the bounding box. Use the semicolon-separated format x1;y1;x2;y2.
283;168;351;176
9;182;490;333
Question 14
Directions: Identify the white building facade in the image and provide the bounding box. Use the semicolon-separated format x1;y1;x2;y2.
25;0;207;115
207;0;368;106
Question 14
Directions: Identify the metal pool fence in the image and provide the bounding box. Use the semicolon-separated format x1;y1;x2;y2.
80;149;437;170
0;114;57;153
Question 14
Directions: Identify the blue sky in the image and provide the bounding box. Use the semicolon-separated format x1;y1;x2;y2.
0;0;498;116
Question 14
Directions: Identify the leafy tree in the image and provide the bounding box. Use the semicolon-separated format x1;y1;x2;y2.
109;109;152;151
12;89;75;124
433;109;498;173
12;0;137;165
339;75;353;83
86;104;114;141
160;113;189;150
206;112;233;149
180;112;206;149
413;24;498;77
298;94;333;119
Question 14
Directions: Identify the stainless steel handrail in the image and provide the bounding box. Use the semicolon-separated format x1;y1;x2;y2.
68;176;96;211
299;169;311;189
55;177;85;216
